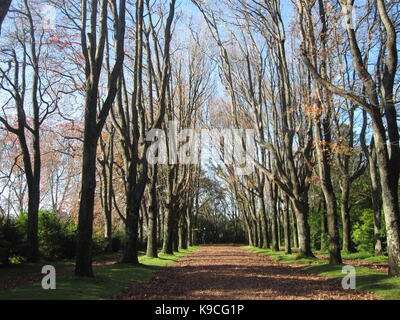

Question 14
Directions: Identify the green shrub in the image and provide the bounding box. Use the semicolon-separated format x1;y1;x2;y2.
38;211;76;260
110;229;125;252
92;236;108;255
16;211;77;261
10;211;122;262
353;209;375;253
0;217;26;265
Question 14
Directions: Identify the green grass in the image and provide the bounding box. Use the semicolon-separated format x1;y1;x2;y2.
245;246;400;300
315;250;389;263
0;247;199;300
245;246;326;265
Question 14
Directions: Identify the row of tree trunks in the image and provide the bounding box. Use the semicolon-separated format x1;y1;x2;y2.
300;0;400;276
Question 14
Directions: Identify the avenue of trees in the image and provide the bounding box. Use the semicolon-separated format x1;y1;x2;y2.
0;0;399;279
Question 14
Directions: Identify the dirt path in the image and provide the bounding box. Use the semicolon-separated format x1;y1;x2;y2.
117;245;377;300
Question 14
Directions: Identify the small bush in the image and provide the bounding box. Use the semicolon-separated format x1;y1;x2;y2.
0;217;26;265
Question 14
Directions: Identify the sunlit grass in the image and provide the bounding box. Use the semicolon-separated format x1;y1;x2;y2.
245;246;326;265
314;250;389;263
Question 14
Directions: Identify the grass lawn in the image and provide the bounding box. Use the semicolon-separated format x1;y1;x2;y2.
315;250;389;263
0;247;199;300
245;246;400;300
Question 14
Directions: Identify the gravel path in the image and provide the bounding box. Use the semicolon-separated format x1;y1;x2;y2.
117;245;377;300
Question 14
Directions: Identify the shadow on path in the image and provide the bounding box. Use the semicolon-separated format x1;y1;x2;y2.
116;246;377;300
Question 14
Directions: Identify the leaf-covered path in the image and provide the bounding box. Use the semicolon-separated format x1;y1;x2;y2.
117;245;377;300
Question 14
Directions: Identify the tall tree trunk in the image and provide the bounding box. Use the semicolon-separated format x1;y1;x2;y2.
25;129;41;262
146;166;158;258
75;137;98;277
373;122;400;276
121;183;140;264
369;147;383;256
251;219;257;247
316;116;342;264
173;208;179;252
314;0;341;265
270;185;279;251
340;179;354;253
292;200;313;257
75;0;126;277
283;197;292;254
257;215;263;248
242;210;253;246
162;203;175;254
104;205;112;252
179;208;188;250
138;210;144;250
187;206;193;247
26;183;39;262
158;207;163;246
292;209;299;249
99;132;114;253
259;196;270;249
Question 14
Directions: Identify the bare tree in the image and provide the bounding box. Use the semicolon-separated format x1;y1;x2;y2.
75;0;126;277
0;0;61;261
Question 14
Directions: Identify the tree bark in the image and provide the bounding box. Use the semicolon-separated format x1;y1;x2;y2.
340;179;354;253
369;145;383;256
178;207;188;250
292;209;299;249
259;196;270;249
162;202;175;254
0;0;11;34
292;200;313;257
146;166;159;258
122;193;140;264
270;185;279;252
75;137;98;276
283;196;292;254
